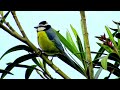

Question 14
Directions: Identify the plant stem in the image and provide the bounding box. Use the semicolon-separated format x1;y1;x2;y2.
80;11;94;79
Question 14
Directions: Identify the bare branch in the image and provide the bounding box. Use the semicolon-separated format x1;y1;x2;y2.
0;22;26;43
11;11;28;38
0;22;70;79
0;11;71;79
4;21;15;32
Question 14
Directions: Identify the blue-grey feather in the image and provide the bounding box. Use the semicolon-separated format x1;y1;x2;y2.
45;28;64;52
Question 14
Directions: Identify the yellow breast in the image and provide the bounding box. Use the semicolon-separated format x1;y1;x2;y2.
37;31;60;55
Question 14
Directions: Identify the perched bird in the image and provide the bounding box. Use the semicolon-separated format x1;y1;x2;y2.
34;21;82;73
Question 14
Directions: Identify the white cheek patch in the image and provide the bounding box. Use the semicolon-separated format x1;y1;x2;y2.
37;27;46;31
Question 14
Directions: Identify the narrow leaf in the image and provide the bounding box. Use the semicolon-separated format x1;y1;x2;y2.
115;33;120;39
0;45;33;60
93;47;105;62
94;62;120;77
43;60;46;70
77;35;85;60
94;67;103;79
0;69;13;75
108;53;120;63
32;58;44;70
70;25;85;60
76;35;87;70
55;30;81;60
97;43;114;53
101;55;109;70
7;63;40;71
1;54;37;79
105;26;118;48
25;65;37;79
113;21;120;26
109;27;118;32
66;30;78;52
70;24;78;39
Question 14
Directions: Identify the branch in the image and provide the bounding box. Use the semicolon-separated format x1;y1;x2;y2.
80;11;94;79
0;12;70;79
0;23;26;43
5;21;15;32
11;11;28;38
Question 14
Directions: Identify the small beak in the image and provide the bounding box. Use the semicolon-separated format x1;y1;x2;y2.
34;26;38;29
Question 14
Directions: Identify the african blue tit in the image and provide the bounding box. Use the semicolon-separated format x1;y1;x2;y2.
34;21;81;72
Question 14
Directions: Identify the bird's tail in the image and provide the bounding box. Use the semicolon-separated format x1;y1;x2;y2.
57;52;85;74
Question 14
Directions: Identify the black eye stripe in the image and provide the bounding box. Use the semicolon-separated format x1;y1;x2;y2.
38;26;46;28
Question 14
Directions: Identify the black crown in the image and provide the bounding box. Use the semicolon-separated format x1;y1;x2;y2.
39;21;47;25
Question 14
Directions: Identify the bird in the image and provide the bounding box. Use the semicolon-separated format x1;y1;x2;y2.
34;21;83;73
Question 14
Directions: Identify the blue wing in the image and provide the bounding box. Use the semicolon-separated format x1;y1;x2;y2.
46;28;83;73
45;28;64;52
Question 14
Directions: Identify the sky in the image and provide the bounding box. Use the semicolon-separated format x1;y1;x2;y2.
0;11;120;79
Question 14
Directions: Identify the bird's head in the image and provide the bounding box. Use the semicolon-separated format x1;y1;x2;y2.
34;21;51;32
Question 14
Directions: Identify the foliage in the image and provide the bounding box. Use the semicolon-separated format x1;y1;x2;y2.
93;21;120;79
1;11;120;79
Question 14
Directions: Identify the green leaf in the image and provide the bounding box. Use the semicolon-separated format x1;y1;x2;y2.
43;60;46;70
94;62;120;77
7;63;40;71
94;67;103;79
25;65;37;79
97;43;114;53
7;63;42;79
109;28;118;32
93;47;105;62
77;35;85;60
108;53;120;63
113;21;120;26
55;30;81;60
101;55;109;70
1;53;37;79
0;69;13;75
58;54;86;77
0;45;33;60
66;30;78;52
70;24;78;39
105;26;118;49
32;58;44;70
70;25;85;60
76;35;87;70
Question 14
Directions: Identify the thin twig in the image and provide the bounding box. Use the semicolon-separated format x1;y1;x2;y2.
40;54;70;79
4;21;15;32
91;51;107;55
44;67;54;79
0;21;70;79
11;11;28;38
0;22;26;43
34;58;54;79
